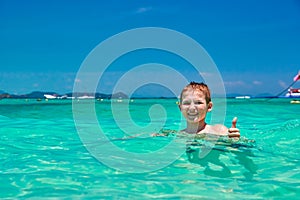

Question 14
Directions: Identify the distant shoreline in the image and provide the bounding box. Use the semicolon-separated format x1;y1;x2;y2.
0;90;298;100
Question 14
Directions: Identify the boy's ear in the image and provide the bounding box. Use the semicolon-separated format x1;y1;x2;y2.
208;102;213;112
176;101;182;110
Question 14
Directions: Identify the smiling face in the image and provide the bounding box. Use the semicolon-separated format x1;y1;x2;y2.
179;89;212;123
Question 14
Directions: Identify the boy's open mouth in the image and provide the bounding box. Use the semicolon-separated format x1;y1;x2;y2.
188;112;198;116
187;113;198;118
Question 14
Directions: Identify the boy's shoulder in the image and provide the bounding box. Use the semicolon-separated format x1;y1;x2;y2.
205;124;228;135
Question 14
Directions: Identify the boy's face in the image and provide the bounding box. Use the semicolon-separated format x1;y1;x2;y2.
179;90;212;123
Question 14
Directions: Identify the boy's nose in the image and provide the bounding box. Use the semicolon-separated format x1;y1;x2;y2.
189;102;196;109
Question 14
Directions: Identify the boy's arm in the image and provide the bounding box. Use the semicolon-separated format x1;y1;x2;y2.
151;133;168;137
151;129;176;137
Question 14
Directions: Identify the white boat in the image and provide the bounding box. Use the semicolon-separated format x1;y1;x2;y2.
290;99;300;104
285;88;300;98
77;95;95;99
282;71;300;98
44;94;57;99
57;95;68;99
235;96;251;99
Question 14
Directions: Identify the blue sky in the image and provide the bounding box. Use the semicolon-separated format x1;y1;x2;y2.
1;0;300;96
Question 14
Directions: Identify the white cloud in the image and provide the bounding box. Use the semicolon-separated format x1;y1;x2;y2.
224;81;245;87
253;80;262;85
278;80;287;88
135;7;152;14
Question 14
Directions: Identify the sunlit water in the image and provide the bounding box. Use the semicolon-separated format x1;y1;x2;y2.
0;98;299;199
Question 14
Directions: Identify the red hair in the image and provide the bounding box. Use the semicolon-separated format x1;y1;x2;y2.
180;82;211;103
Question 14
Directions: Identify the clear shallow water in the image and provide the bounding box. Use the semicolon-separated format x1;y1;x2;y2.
0;98;299;199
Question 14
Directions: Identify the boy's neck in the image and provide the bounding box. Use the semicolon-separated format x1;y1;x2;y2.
185;121;206;134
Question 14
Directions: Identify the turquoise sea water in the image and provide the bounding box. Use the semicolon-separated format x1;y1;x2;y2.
0;98;299;199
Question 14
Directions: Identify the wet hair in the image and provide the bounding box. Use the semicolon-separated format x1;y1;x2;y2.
180;82;211;103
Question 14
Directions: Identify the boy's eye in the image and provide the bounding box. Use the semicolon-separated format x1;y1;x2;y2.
181;100;203;105
182;101;191;105
194;101;203;104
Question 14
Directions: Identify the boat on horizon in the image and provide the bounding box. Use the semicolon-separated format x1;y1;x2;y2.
285;88;300;98
281;71;300;98
235;95;251;99
44;94;68;99
44;94;57;99
77;95;95;99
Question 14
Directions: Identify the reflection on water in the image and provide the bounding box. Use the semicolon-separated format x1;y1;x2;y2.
185;138;258;179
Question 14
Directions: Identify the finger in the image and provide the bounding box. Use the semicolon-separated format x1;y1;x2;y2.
228;128;239;133
231;117;237;128
228;127;240;138
228;132;240;138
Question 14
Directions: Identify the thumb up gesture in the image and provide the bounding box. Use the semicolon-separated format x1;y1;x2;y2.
228;117;240;139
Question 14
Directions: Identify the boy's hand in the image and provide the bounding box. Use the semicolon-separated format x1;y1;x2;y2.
228;117;240;139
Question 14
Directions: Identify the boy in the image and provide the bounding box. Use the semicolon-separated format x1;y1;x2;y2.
179;82;240;138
